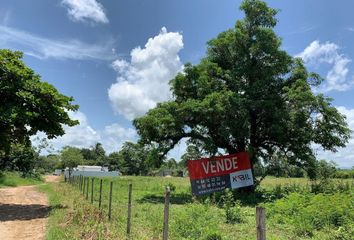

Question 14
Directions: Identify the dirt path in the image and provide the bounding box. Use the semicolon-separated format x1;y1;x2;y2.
0;176;60;240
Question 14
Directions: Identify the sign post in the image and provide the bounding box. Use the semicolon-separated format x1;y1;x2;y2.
187;152;253;196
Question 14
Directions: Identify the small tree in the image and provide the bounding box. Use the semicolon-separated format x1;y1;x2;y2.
307;160;337;181
107;151;120;170
60;146;84;176
180;144;203;167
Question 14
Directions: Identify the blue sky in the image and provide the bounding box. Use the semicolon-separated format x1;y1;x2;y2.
1;0;354;168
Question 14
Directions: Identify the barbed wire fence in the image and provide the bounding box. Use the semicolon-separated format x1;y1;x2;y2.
64;175;266;240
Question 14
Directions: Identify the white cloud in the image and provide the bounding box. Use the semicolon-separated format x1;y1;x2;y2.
297;40;354;92
61;0;108;24
102;123;137;153
31;111;136;154
316;106;354;168
0;25;115;60
108;27;184;120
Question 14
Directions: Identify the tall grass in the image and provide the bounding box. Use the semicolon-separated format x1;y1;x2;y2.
0;171;43;187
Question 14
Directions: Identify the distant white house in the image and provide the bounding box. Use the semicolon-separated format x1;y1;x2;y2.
75;165;109;172
64;165;120;178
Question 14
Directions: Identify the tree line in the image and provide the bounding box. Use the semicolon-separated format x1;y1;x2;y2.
0;141;188;176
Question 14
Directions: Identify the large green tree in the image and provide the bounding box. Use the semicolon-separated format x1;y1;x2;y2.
134;0;351;185
0;50;78;162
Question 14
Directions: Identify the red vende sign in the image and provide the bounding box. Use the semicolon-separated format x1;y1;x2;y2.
187;152;253;195
188;152;251;179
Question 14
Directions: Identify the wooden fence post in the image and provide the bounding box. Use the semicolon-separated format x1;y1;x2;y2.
91;178;94;204
108;181;113;220
99;179;103;209
256;207;266;240
127;183;132;235
86;177;89;200
82;176;84;192
162;186;171;240
83;177;86;194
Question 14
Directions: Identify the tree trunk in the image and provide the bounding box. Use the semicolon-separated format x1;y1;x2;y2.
247;109;258;192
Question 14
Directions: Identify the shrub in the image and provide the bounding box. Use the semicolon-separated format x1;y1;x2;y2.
171;203;222;239
22;170;42;180
331;224;354;240
265;192;354;237
165;182;176;192
222;189;243;224
333;169;354;179
310;179;353;194
205;233;222;240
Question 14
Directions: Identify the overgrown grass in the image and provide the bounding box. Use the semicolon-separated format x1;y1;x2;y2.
43;176;354;240
0;171;43;187
39;182;113;240
265;192;354;239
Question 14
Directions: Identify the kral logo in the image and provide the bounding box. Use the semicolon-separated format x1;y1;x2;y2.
230;169;254;189
232;173;252;182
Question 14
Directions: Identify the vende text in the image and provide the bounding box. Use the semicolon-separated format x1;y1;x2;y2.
202;157;238;174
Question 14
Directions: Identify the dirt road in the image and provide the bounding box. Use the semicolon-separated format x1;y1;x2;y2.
0;176;60;240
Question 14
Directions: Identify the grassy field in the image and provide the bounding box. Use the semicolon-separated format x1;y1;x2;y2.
40;176;354;240
0;171;43;187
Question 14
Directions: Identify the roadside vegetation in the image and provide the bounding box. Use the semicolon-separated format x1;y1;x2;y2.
0;171;43;188
41;176;354;240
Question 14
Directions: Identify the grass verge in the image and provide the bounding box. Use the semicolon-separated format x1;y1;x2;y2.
38;182;115;240
0;171;43;187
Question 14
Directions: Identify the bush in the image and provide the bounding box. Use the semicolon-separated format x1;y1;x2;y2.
333;169;354;179
222;189;243;224
205;233;222;240
0;171;43;187
165;182;176;192
331;224;354;240
22;170;42;180
171;203;223;239
310;179;353;194
265;192;354;237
